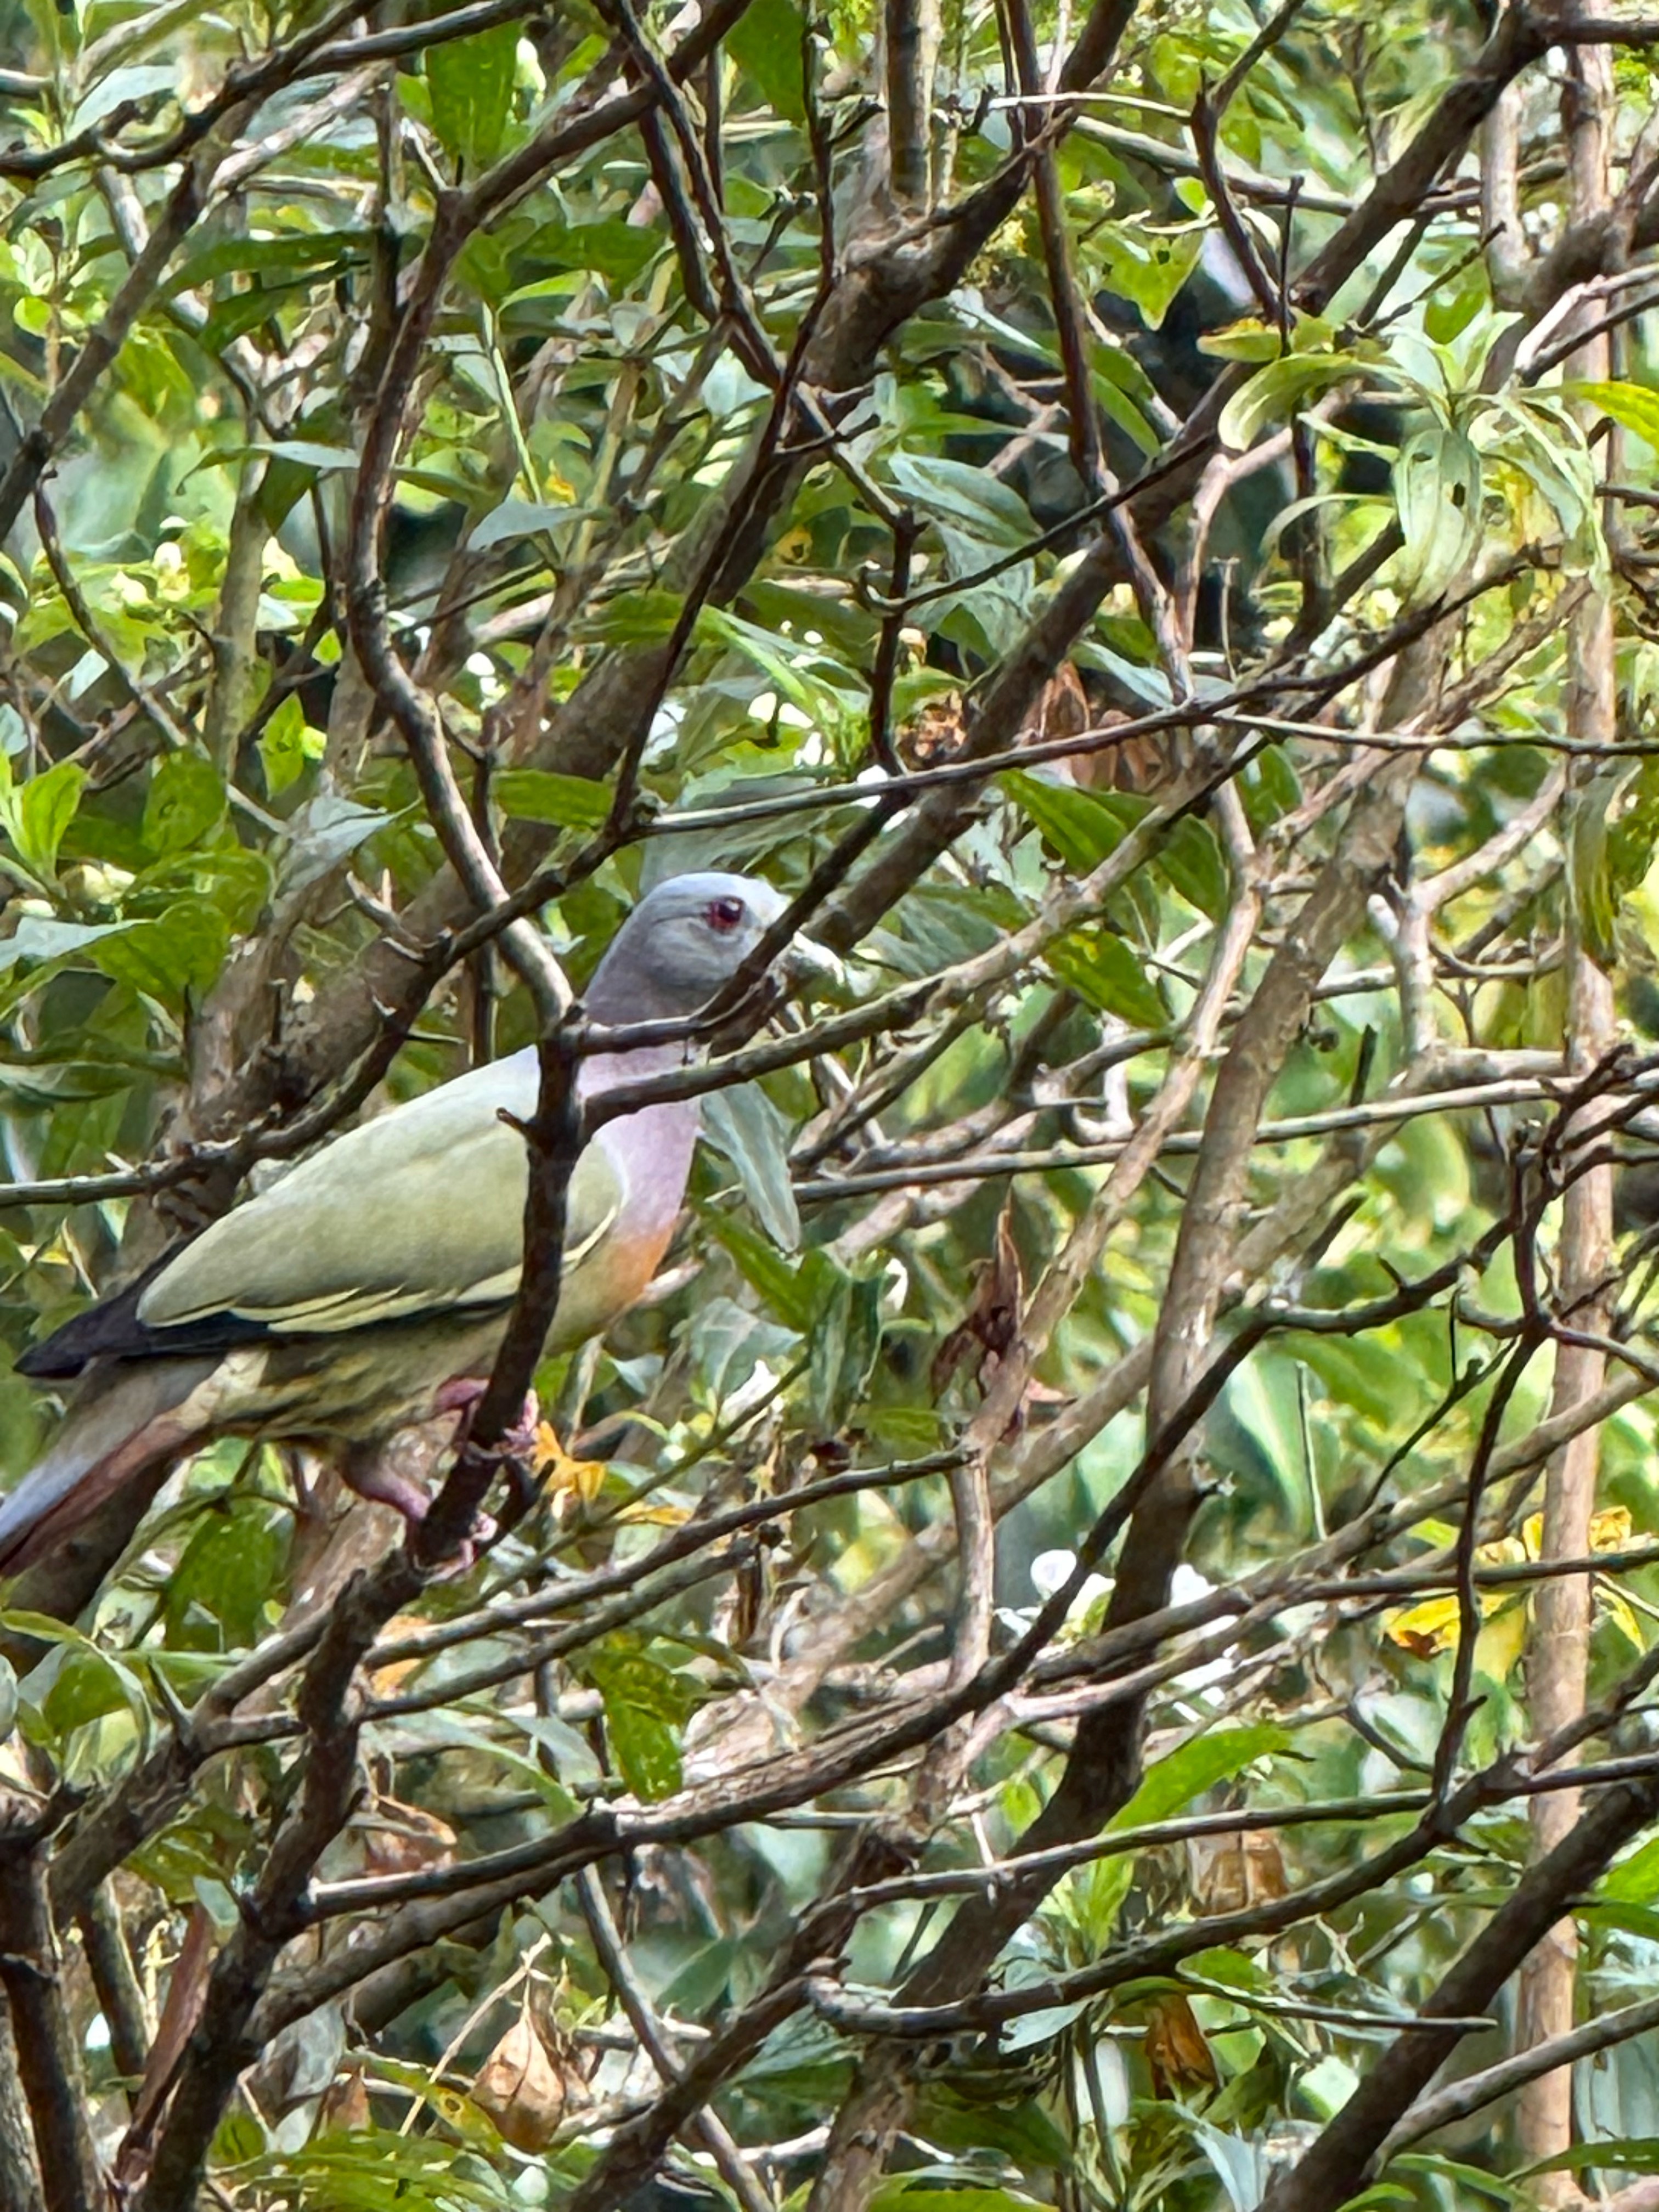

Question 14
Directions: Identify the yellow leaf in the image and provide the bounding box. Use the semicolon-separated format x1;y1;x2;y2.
1602;1589;1644;1650
1385;1595;1463;1655
531;1425;606;1506
1478;1534;1527;1566
1593;1505;1634;1551
1386;1583;1516;1658
1474;1596;1530;1684
1519;1505;1631;1560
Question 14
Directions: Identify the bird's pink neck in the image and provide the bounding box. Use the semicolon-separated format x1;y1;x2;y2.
582;1045;701;1243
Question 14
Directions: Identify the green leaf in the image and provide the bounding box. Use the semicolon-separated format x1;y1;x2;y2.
226;2124;512;2208
914;2089;1071;2168
1392;424;1482;603
1158;815;1228;918
696;605;859;741
1199;318;1288;363
1113;1723;1289;1832
494;769;611;831
1486;396;1600;556
11;1624;151;1750
469;499;578;551
427;21;518;173
1599;1830;1659;1902
704;1083;800;1251
198;439;361;476
92;900;230;1009
871;2190;1056;2212
726;0;809;123
580;588;683;645
1079;1724;1289;1942
0;916;131;974
144;749;226;854
1047;928;1166;1028
257;695;326;798
586;1649;693;1801
708;1213;816;1331
656;1935;741;2018
1517;2139;1659;2179
1567;378;1659;450
164;1504;287;1649
274;794;394;901
1200;311;1339;363
167;229;366;294
16;760;86;878
1219;351;1363;452
888;453;1036;549
1423;266;1486;345
1568;768;1631;966
1096;220;1204;330
513;219;663;287
1092;349;1160;453
808;1269;883;1431
1000;769;1141;872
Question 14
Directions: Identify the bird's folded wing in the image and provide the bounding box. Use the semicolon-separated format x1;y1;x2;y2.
139;1060;624;1338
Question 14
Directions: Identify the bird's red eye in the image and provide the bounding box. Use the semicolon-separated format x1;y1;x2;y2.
707;897;745;933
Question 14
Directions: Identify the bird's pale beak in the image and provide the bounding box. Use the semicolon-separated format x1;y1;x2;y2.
782;934;843;986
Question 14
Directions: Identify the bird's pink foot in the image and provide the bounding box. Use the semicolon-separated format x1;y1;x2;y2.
502;1389;542;1458
433;1376;489;1418
432;1378;540;1450
430;1380;544;1518
341;1438;495;1573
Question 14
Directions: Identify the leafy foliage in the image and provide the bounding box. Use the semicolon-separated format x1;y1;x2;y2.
3;2;1659;2212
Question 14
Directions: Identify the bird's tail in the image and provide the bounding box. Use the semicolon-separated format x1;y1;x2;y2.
0;1360;217;1576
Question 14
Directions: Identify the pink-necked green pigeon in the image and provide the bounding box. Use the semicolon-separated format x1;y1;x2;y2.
0;872;795;1573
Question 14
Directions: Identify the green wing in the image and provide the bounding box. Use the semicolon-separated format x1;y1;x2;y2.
140;1056;623;1337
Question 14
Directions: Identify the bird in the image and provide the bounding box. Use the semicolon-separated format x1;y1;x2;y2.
0;871;801;1575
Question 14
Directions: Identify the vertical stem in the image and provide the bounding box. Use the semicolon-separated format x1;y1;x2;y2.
1514;31;1617;2195
78;1884;153;2086
1007;0;1102;493
0;1837;103;2212
885;0;939;205
0;2001;44;2212
1480;84;1526;308
201;456;269;774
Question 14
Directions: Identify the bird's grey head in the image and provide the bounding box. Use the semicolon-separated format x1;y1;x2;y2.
586;872;791;1023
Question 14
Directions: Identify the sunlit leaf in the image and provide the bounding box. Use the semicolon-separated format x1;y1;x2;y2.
427;21;519;173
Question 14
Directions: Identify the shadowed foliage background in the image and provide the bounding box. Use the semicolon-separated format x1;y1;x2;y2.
5;1;1659;2209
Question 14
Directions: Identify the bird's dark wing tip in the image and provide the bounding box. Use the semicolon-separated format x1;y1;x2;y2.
9;1244;262;1380
15;1337;84;1379
16;1276;154;1379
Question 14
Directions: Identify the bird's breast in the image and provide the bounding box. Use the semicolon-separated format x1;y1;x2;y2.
582;1049;701;1249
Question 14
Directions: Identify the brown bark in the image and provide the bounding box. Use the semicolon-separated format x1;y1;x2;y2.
0;2002;45;2212
0;1826;104;2212
1514;27;1618;2194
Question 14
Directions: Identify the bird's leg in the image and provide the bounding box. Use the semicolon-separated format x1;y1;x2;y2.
340;1437;435;1528
431;1376;488;1419
431;1377;545;1519
340;1431;497;1572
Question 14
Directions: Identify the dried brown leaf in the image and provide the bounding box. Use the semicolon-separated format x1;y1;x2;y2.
1144;1991;1219;2098
472;2007;575;2152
